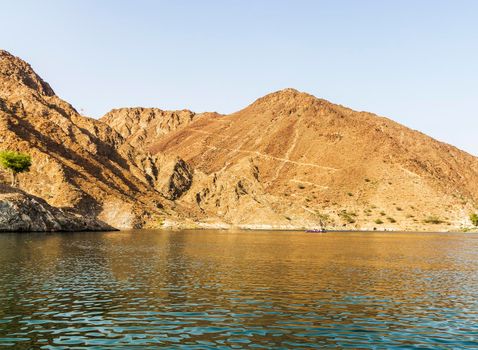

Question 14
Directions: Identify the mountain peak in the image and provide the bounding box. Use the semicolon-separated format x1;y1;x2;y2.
243;88;326;114
0;49;55;97
263;88;309;99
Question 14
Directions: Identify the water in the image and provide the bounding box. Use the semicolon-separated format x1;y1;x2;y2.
0;230;477;349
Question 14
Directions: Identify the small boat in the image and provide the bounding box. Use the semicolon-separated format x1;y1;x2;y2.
306;228;326;233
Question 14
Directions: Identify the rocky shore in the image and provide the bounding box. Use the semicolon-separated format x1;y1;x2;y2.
0;185;114;232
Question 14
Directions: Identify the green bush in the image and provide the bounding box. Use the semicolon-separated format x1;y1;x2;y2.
470;213;478;227
0;151;32;187
375;219;384;224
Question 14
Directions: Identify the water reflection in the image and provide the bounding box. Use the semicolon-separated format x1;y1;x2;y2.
0;230;477;348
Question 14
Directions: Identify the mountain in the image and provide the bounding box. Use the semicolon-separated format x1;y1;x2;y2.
2;49;477;231
115;88;477;231
0;50;201;229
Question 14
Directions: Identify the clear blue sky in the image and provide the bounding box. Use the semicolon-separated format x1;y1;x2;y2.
1;0;477;155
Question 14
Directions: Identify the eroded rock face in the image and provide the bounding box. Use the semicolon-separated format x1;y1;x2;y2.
101;108;198;149
182;159;287;226
0;185;113;232
153;155;193;200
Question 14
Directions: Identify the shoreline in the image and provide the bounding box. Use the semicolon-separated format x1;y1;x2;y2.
2;227;476;234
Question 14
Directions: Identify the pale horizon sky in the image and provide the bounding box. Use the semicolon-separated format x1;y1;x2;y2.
1;0;477;155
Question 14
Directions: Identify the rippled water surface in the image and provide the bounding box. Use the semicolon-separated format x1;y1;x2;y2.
1;230;478;349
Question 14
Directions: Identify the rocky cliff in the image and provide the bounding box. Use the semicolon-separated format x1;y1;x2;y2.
0;50;200;230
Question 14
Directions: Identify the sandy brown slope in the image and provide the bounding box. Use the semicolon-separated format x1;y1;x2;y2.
0;50;201;229
146;88;478;231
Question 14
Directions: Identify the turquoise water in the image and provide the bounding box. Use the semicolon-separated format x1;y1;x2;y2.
0;230;477;349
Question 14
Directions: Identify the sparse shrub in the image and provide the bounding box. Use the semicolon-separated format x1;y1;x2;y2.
315;211;332;226
297;184;306;189
470;213;478;227
380;211;386;216
424;216;445;225
364;178;371;182
387;217;397;223
347;192;353;197
396;207;403;211
339;210;357;224
375;219;384;224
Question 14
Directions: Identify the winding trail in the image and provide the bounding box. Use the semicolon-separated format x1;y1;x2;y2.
204;145;338;171
270;127;300;183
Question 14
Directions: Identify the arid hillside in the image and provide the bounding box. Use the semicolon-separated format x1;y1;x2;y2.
2;49;477;231
0;50;201;229
139;88;478;231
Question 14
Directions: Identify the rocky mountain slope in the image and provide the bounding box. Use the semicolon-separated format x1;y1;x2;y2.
2;49;477;232
101;108;198;149
139;89;477;231
0;50;201;230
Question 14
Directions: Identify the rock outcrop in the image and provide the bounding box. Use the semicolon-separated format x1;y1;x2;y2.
0;184;113;232
101;108;199;149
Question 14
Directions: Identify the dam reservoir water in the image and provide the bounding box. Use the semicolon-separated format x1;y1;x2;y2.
0;230;477;348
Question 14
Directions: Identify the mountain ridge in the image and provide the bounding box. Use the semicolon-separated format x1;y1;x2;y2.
0;50;202;230
1;49;477;231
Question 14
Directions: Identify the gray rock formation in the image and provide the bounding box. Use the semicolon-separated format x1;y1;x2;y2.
0;184;114;232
